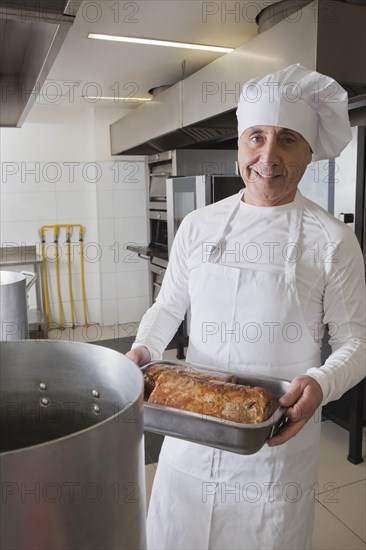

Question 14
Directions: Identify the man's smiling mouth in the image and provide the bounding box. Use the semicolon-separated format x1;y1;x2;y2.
252;169;283;180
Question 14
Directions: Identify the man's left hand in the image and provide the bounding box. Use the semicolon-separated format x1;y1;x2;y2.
267;375;323;446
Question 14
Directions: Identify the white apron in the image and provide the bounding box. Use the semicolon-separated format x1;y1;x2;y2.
147;191;322;550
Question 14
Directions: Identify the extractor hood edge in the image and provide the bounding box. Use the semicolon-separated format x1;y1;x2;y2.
0;0;83;128
110;1;319;155
110;0;366;155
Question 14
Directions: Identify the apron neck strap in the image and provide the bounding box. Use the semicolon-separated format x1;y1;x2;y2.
207;189;304;273
285;191;304;282
207;189;244;262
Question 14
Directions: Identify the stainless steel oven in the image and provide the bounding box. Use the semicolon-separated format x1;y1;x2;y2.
149;208;168;300
150;258;167;301
127;150;239;306
147;149;238;211
149;210;168;250
148;152;172;211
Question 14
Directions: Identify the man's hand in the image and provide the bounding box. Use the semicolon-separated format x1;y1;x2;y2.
267;375;323;446
126;345;151;367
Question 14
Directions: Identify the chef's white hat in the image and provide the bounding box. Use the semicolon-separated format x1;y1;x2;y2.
236;64;352;161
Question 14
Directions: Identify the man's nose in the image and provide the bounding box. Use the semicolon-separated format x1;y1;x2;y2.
259;141;281;164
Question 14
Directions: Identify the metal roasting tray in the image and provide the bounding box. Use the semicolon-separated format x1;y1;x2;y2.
142;360;291;455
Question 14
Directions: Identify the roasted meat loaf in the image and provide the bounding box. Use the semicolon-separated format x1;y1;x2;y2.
148;370;279;424
143;363;237;399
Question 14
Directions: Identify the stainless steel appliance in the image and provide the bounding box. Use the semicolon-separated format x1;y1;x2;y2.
149;210;168;251
167;175;244;254
0;1;83;128
148;149;237;212
0;341;146;550
128;149;238;304
150;257;167;302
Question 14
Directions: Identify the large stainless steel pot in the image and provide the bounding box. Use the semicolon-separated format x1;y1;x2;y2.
0;270;37;341
0;341;146;550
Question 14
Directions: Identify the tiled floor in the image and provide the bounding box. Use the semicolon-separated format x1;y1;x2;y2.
313;421;365;549
48;325;366;549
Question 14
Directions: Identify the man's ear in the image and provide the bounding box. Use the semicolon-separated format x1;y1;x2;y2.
307;146;313;164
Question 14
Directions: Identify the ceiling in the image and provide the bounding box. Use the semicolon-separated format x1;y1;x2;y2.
39;0;283;109
3;0;363;123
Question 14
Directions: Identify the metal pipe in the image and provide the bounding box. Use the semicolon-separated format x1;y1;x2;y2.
54;226;64;330
66;226;76;329
41;224;88;330
41;228;50;331
79;226;88;327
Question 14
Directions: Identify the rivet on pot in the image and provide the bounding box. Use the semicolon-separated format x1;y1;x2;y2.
39;382;47;391
40;397;50;407
93;404;101;414
92;390;100;398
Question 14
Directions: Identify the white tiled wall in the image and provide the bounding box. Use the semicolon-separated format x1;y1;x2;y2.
0;160;149;326
0;161;100;324
299;159;330;210
96;160;149;325
0;105;149;328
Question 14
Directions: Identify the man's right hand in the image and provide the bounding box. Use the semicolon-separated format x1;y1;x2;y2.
126;345;151;367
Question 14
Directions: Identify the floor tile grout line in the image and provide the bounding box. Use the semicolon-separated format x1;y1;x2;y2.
316;477;366;495
316;477;366;496
315;498;366;544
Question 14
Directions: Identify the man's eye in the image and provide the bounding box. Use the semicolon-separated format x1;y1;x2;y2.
251;135;262;143
283;136;296;144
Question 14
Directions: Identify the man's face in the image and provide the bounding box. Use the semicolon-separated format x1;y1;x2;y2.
238;125;312;206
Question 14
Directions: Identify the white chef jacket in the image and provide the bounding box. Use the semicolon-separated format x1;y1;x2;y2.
133;191;365;405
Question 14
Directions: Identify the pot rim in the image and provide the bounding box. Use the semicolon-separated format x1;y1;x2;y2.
0;271;26;285
0;340;144;457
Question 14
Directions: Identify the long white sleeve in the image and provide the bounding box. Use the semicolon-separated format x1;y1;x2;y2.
306;226;366;405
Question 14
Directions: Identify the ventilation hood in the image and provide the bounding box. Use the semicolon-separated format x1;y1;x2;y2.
111;0;366;155
0;0;82;127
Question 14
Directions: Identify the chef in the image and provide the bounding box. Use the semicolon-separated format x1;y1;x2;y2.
127;64;366;550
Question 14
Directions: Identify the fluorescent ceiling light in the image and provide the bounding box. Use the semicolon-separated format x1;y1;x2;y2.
83;96;151;101
88;33;233;53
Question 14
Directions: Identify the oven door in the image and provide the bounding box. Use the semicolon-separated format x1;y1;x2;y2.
149;211;168;249
149;163;172;210
150;262;166;301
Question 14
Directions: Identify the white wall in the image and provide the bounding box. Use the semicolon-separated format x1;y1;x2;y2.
0;103;149;329
299;127;359;233
96;160;149;325
0;104;95;161
299;159;330;211
94;106;126;161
